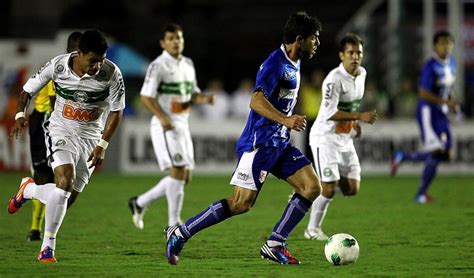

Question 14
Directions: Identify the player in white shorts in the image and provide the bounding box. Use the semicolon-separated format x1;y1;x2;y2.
8;30;125;263
128;23;214;229
305;33;378;240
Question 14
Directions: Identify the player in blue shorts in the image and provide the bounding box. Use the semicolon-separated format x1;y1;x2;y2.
391;30;459;203
164;12;322;265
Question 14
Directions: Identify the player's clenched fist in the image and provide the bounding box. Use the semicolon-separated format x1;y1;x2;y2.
284;114;307;132
358;110;378;124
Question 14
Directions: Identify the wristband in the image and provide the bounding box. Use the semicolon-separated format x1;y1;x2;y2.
98;139;109;150
15;112;25;120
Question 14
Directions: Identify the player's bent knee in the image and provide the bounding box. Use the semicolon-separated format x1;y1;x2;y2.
55;175;75;192
343;188;358;196
228;200;253;215
301;181;321;201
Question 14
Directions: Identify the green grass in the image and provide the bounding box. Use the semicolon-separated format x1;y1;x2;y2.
0;173;473;277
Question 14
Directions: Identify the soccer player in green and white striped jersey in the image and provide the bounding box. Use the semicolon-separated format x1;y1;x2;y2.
128;23;214;229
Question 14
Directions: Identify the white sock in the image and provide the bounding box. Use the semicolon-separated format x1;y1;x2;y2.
166;177;185;226
24;183;56;204
41;188;71;251
307;195;332;230
136;176;171;208
23;181;37;200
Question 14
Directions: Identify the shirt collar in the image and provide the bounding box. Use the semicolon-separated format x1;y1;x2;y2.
162;50;182;63
433;53;450;64
338;63;360;80
280;44;299;68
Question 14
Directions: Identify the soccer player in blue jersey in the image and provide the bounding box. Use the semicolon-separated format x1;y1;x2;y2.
391;30;459;203
164;12;322;265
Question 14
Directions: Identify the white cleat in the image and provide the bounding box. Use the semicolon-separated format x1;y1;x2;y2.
128;197;146;230
304;227;328;241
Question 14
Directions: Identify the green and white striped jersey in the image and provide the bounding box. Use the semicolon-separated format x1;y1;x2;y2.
23;52;125;139
140;50;200;126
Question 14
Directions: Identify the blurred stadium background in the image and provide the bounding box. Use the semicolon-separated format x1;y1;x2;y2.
1;0;473;175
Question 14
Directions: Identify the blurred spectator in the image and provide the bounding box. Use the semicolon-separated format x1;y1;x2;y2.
298;69;324;162
230;78;253;120
360;78;388;117
198;78;230;120
394;77;418;118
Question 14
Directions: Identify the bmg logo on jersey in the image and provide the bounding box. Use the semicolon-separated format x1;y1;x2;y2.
62;105;100;122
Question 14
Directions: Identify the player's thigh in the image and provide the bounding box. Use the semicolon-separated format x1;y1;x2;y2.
286;164;320;200
312;145;340;183
52;159;75;192
73;138;98;193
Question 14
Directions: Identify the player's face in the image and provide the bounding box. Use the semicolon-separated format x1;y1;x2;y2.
339;43;363;76
78;51;105;76
434;37;454;60
161;31;184;58
299;31;320;60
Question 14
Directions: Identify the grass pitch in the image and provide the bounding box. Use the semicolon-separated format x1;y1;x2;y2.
0;173;473;277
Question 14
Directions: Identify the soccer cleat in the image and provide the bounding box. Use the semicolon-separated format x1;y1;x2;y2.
27;230;41;241
165;225;186;265
390;150;404;176
415;194;433;204
128;197;146;230
260;242;300;265
304;227;328;241
38;246;57;263
7;177;33;214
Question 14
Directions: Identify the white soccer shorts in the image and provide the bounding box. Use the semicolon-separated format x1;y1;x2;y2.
45;130;97;192
150;117;194;171
229;149;259;191
311;144;361;183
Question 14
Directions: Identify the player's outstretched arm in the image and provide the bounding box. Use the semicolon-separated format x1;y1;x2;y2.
250;90;306;131
88;110;123;168
9;90;32;139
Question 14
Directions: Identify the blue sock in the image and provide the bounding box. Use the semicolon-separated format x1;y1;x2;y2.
268;193;312;243
404;151;429;162
416;155;440;196
179;199;231;239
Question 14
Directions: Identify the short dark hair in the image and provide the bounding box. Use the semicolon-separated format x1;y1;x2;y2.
78;30;108;55
283;11;322;44
339;33;364;52
433;30;454;45
160;23;183;40
67;31;82;53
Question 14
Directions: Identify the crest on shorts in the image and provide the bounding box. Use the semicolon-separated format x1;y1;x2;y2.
323;167;332;177
259;170;268;183
173;153;183;162
55;139;66;147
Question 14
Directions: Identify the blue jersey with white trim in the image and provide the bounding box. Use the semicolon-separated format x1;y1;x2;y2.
236;45;300;153
418;54;456;115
